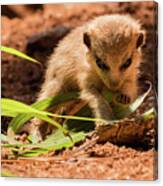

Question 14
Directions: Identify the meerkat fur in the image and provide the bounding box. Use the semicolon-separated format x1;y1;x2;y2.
28;14;146;140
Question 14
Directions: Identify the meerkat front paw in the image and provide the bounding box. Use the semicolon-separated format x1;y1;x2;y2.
21;118;47;142
115;93;131;105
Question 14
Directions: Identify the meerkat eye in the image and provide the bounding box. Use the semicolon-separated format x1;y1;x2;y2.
120;58;132;71
95;56;109;70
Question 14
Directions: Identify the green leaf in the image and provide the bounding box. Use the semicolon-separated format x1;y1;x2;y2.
1;45;40;64
2;131;86;157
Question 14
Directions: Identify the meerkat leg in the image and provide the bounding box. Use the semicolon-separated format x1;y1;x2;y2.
80;87;113;126
22;79;64;141
38;78;63;101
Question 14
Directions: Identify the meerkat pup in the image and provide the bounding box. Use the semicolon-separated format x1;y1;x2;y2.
29;14;145;139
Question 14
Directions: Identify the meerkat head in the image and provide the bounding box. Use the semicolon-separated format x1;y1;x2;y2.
83;15;146;92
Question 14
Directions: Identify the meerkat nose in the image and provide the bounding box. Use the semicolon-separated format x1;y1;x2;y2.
110;79;119;88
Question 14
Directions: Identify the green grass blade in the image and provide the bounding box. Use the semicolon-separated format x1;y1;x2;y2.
20;149;49;157
1;45;40;64
141;107;156;120
9;92;79;133
2;98;50;116
2;98;67;133
35;114;67;133
2;97;98;134
1;109;18;117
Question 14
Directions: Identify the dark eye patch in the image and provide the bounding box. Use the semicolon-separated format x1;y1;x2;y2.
120;58;132;71
95;56;109;70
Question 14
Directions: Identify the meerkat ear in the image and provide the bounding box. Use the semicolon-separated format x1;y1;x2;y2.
136;31;146;48
83;32;91;49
